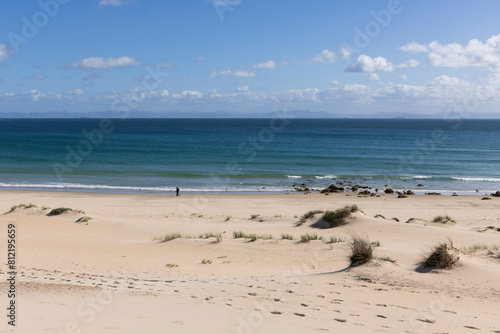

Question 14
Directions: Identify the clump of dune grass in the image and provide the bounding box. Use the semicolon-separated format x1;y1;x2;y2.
371;240;381;247
47;207;73;216
233;231;272;241
420;242;459;269
327;236;344;243
300;233;322;242
348;234;373;266
4;203;38;214
378;256;397;263
199;232;222;243
280;233;295;240
374;214;385;219
249;214;260;220
466;244;499;253
76;216;92;223
296;209;325;226
433;215;456;224
160;233;183;243
5;205;19;214
405;218;417;224
322;204;360;228
224;216;231;221
165;263;179;268
201;259;212;264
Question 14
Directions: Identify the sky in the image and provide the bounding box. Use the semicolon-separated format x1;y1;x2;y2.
1;0;500;115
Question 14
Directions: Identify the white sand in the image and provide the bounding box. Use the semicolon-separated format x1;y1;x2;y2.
0;191;499;333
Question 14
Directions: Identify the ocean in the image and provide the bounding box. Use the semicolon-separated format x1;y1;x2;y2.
0;118;499;195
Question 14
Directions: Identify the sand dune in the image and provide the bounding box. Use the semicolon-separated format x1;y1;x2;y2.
0;191;499;333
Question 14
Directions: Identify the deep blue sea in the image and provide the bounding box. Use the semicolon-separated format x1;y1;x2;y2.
0;118;499;195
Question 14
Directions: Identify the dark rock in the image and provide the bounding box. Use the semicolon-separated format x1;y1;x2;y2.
425;192;441;195
384;188;394;194
491;191;500;197
482;197;492;200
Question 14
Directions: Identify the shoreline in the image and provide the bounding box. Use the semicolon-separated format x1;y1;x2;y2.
1;190;499;333
0;187;498;197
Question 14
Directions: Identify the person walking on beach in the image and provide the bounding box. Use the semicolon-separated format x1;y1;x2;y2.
176;187;180;196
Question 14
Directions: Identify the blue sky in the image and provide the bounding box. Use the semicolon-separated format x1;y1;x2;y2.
1;0;500;115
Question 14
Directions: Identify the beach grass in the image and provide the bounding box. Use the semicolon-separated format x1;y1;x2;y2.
348;234;373;266
421;242;459;269
296;209;325;226
322;204;360;228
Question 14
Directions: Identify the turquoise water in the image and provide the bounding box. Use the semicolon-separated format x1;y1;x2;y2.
0;118;499;195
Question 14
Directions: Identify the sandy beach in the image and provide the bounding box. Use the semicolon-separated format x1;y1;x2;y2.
0;190;499;333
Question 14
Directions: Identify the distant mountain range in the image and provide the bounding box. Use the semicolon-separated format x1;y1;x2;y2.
1;110;500;119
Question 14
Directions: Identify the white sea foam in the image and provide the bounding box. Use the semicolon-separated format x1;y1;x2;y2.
413;175;432;179
315;175;337;179
0;182;293;193
286;175;302;179
452;177;500;182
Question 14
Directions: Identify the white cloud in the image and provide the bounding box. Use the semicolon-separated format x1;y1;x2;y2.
309;48;351;64
171;90;204;99
252;60;277;70
67;89;88;95
363;73;380;81
210;0;242;6
397;59;420;68
236;86;250;92
196;56;205;62
330;80;341;85
398;34;500;82
69;56;141;69
399;74;407;80
210;70;256;78
20;73;45;80
0;44;10;63
345;55;394;72
399;41;428;53
98;0;130;7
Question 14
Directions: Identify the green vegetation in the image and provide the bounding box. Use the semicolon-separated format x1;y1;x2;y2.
300;233;322;242
433;215;456;224
421;242;459;269
280;233;295;240
165;263;179;268
327;236;344;243
374;214;385;219
348;234;373;266
47;207;73;216
378;256;397;263
322;204;360;228
5;203;38;214
199;232;222;243
371;241;381;247
296;209;325;226
76;216;93;223
201;259;212;264
233;231;273;241
405;218;417;224
160;233;183;242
